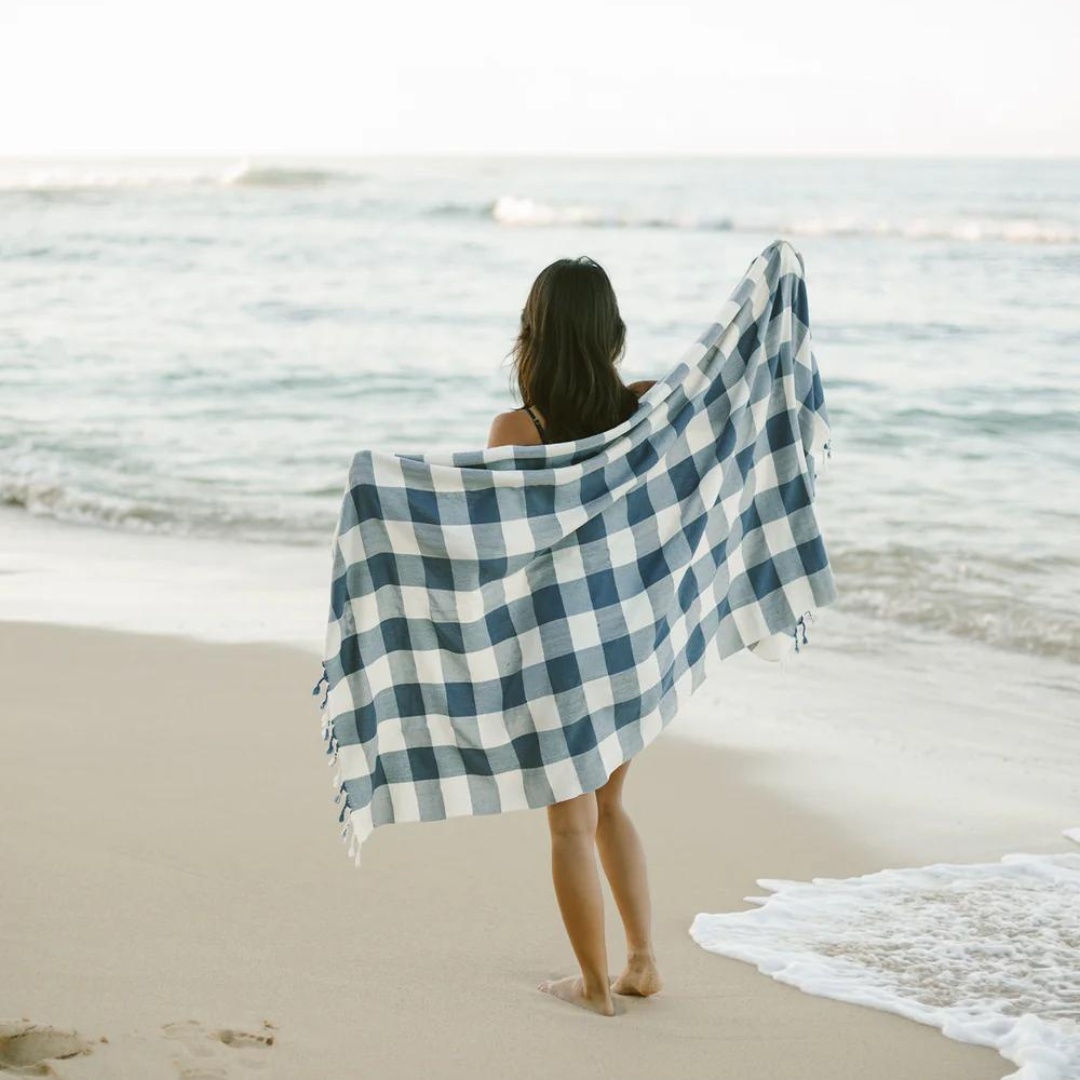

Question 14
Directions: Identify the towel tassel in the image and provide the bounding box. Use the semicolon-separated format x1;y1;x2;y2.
312;670;330;710
313;667;360;868
792;610;815;654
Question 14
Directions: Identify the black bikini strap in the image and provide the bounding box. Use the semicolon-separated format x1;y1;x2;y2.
520;405;547;444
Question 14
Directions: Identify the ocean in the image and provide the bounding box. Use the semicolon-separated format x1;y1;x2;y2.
1;154;1079;664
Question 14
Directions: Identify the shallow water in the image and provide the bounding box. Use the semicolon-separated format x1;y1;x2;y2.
691;833;1080;1080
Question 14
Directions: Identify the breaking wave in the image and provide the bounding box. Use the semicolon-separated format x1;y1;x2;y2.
1;478;174;532
429;195;1080;245
0;477;329;544
691;830;1080;1080
218;162;354;187
429;196;734;231
0;160;360;193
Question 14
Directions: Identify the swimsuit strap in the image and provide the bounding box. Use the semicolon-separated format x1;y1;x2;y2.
519;404;547;444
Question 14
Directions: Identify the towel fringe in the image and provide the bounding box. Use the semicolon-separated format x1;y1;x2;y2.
792;609;815;654
312;669;330;710
313;664;358;867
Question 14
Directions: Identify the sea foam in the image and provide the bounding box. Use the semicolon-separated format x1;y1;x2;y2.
484;194;1080;244
690;830;1080;1080
0;159;354;192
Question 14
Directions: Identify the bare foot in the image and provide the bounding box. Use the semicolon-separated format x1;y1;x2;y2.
537;976;617;1016
611;954;663;996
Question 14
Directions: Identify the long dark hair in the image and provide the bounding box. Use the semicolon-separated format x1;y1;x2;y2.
508;256;638;443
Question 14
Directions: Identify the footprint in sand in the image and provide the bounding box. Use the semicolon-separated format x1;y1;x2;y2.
162;1020;275;1077
0;1020;96;1077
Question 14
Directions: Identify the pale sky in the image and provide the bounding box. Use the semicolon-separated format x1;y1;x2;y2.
3;0;1078;157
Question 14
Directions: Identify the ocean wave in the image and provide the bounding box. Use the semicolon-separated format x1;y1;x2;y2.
430;195;1080;245
832;543;1080;665
0;160;361;194
691;834;1080;1080
0;164;223;193
426;196;735;231
491;195;737;230
219;162;353;187
0;476;331;546
796;216;1080;244
1;479;172;532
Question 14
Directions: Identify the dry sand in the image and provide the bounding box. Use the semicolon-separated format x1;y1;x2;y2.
0;621;1006;1079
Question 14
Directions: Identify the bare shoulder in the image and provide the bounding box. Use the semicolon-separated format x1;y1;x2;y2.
487;407;538;449
627;379;658;397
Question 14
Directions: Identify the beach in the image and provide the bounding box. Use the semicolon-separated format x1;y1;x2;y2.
2;618;1015;1080
3;153;1079;1078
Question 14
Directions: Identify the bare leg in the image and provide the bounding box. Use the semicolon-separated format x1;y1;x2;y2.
595;762;663;996
538;791;617;1016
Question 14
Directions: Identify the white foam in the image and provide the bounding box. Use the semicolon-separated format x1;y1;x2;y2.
0;162;226;191
0;477;169;532
487;195;1080;245
492;195;614;228
690;842;1080;1080
490;194;731;231
0;158;352;192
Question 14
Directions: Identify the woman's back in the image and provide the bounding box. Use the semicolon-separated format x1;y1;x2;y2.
497;379;657;448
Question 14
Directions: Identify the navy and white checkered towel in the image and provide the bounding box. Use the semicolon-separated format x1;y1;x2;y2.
313;238;837;867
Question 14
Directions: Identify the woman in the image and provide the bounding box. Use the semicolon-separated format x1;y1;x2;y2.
487;256;661;1017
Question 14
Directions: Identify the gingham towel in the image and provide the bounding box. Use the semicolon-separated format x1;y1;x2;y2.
313;238;836;867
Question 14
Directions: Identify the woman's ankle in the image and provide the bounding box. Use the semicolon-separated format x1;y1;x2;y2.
625;947;657;968
581;971;613;1000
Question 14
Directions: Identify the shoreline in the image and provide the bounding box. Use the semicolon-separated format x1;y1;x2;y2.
2;501;1077;867
1;620;1010;1079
